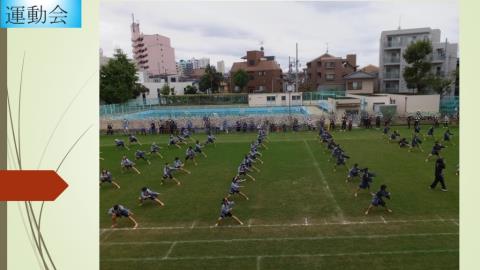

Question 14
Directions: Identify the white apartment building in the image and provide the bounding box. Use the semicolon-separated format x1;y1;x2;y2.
379;27;457;94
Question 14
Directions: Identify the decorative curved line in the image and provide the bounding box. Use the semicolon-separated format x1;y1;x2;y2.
27;202;57;270
36;72;96;247
56;125;93;172
17;52;25;169
36;71;96;169
6;89;21;169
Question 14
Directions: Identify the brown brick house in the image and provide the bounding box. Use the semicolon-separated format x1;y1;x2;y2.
305;53;357;91
229;49;283;93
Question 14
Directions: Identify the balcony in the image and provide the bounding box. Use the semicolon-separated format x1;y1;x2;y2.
384;40;402;48
384;72;400;79
383;56;401;64
430;54;446;62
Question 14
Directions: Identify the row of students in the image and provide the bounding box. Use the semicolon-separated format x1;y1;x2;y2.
215;128;268;227
319;127;393;215
105;134;216;229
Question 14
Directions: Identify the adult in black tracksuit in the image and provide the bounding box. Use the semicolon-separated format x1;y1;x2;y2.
430;158;447;191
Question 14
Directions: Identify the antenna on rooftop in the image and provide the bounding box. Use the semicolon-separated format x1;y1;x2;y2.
260;41;264;51
132;13;135;24
398;15;402;30
326;42;329;53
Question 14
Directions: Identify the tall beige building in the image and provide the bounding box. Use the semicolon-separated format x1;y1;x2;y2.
131;16;177;76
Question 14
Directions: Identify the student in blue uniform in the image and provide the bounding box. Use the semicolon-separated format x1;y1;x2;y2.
408;135;424;152
149;142;163;158
168;135;181;149
176;134;188;145
333;152;349;172
214;198;244;227
354;168;375;197
227;176;249;200
205;133;216;146
243;154;260;172
162;163;181;186
194;140;208;158
173;157;191;174
414;124;421;134
185;146;198;166
430;158;447;191
238;163;255;181
389;130;400;142
249;149;264;164
121;156;140;174
382;126;390;139
135;149;151;165
365;184;392;215
425;126;435;140
100;169;120;189
443;129;454;145
129;134;141;145
346;163;361;182
425;141;445;162
398;137;409;148
181;128;192;141
138;187;165;207
108;204;138;229
114;139;129;150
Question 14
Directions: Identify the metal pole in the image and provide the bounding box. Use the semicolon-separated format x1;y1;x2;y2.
295;43;299;93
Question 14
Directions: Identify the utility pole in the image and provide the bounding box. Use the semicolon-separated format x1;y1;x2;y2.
295;42;299;93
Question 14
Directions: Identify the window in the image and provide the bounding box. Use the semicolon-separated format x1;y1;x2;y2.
292;95;301;100
325;62;335;69
266;96;276;101
258;86;265;91
348;81;362;90
326;74;335;81
249;60;255;66
281;96;286;101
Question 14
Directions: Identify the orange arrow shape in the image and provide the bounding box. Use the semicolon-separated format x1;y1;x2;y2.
0;170;68;201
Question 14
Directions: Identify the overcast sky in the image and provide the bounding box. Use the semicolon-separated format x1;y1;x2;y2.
100;1;458;72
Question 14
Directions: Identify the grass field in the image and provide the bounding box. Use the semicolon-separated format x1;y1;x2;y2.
100;126;459;270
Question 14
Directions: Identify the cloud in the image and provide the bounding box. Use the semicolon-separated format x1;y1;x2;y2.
100;1;459;72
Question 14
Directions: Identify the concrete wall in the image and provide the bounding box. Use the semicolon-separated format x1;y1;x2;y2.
248;93;302;107
347;93;440;116
389;94;440;115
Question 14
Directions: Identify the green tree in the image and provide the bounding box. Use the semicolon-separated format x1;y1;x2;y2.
100;49;145;104
232;69;250;92
402;40;433;93
199;65;223;93
160;84;171;96
184;85;198;95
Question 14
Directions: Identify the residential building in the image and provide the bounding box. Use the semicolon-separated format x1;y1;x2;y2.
187;57;210;69
217;60;226;74
344;70;378;94
131;16;177;76
379;27;458;94
99;48;111;66
229;48;283;93
305;53;357;91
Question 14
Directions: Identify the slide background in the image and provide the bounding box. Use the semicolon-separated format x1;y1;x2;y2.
0;0;479;269
5;0;99;269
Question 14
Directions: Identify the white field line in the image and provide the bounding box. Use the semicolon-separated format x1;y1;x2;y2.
102;248;458;262
190;221;196;229
101;232;458;246
303;139;345;221
304;217;309;226
381;216;388;224
452;220;459;226
256;256;262;270
162;242;177;260
99;217;459;233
